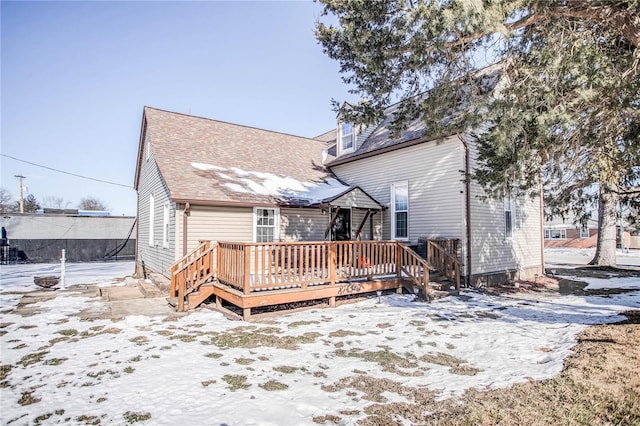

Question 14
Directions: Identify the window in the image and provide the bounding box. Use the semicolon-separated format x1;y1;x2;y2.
504;196;515;239
391;182;408;239
149;194;155;246
544;229;567;239
580;226;590;238
255;208;278;242
340;122;354;152
146;136;151;161
162;203;170;248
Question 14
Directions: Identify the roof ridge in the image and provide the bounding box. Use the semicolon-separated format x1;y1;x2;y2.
143;106;326;143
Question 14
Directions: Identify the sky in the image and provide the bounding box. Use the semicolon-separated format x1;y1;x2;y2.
1;258;639;424
1;1;352;216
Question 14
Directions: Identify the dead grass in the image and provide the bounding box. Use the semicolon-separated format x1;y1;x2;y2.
207;326;320;350
320;311;640;425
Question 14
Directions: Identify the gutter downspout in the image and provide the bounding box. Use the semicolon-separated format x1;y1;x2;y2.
183;202;190;257
539;174;545;275
457;133;472;287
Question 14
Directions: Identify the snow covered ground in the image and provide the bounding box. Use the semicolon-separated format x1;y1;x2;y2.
1;261;639;425
545;247;640;267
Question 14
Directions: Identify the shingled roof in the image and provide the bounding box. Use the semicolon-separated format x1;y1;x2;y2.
135;107;347;207
326;63;503;166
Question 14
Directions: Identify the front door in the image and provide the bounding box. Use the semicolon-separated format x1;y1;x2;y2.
331;208;351;241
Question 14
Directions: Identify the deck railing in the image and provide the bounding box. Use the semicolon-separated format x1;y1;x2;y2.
216;240;401;293
169;239;460;310
169;240;217;311
427;239;461;289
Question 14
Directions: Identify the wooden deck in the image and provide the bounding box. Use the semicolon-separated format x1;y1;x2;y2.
170;239;460;320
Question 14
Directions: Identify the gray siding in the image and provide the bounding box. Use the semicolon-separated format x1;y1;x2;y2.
331;136;466;244
465;134;543;279
331;188;381;210
136;130;176;277
280;208;327;241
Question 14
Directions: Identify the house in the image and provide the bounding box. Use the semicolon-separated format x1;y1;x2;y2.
134;107;385;277
134;78;545;314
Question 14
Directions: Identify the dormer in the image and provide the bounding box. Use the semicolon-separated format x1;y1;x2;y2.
336;103;359;157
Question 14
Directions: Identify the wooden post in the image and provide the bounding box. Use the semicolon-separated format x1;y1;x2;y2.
216;295;222;308
329;296;336;307
177;272;185;311
243;244;251;295
396;242;402;278
329;242;336;286
243;307;251;321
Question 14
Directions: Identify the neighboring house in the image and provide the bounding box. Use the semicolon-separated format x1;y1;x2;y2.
135;95;544;286
0;211;136;263
544;215;598;249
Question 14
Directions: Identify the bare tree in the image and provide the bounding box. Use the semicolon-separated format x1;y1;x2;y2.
0;187;15;212
42;196;72;209
78;196;108;211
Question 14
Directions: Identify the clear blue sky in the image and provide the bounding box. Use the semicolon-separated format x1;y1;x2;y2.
1;0;351;216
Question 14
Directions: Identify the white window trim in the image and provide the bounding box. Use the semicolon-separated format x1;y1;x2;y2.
162;202;170;248
544;228;567;239
504;196;516;240
146;137;151;161
338;121;355;156
253;207;280;243
149;193;155;246
391;181;409;241
580;226;590;238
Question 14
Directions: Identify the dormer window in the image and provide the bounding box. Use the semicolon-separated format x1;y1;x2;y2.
339;122;354;153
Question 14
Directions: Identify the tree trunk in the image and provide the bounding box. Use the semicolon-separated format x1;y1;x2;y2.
590;186;618;267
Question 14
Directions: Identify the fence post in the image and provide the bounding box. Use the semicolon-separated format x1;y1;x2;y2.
243;244;251;295
329;242;336;286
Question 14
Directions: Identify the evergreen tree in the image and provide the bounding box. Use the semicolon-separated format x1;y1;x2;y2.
22;194;40;213
316;0;640;266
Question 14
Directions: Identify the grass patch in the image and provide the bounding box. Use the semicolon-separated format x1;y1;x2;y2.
123;411;151;423
205;352;223;359
335;348;422;376
235;357;255;365
18;390;41;405
76;414;100;425
129;336;150;345
19;351;49;367
208;326;319;350
312;414;341;424
44;357;68;366
1;364;12;381
222;374;251;391
259;380;289;391
169;334;197;342
123;367;135;374
288;320;321;328
273;365;300;374
328;329;365;338
201;379;216;387
420;352;467;367
57;329;78;336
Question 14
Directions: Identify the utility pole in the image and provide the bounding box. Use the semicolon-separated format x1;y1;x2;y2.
14;175;25;213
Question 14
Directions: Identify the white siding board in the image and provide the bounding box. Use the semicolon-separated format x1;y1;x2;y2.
184;206;253;252
331;137;465;244
331;188;381;209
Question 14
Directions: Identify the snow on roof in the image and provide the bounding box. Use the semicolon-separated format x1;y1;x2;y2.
191;162;350;205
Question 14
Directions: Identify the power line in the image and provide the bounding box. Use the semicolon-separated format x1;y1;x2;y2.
1;154;133;188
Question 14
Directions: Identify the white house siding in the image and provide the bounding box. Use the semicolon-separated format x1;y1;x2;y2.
465;134;543;283
330;137;465;245
136;131;176;277
175;205;253;255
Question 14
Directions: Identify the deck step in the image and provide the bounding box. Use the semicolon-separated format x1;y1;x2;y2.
166;297;178;308
428;281;453;291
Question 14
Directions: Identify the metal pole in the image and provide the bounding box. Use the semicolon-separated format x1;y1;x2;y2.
60;249;66;289
14;175;25;213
